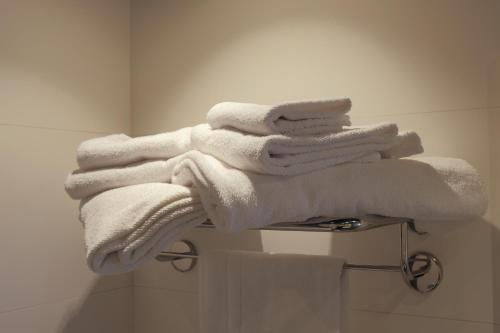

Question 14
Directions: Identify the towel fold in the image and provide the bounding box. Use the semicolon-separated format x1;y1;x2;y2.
380;130;423;159
199;250;348;333
172;151;487;232
207;99;352;136
65;155;183;199
80;183;207;274
77;127;192;170
191;123;423;175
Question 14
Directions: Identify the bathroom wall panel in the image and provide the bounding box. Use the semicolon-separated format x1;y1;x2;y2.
350;310;495;333
132;0;490;136
0;1;133;331
0;126;132;313
134;287;198;333
0;0;130;133
490;108;500;327
0;288;133;333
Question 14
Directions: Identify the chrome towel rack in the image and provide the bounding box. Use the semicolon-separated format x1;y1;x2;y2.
156;215;443;294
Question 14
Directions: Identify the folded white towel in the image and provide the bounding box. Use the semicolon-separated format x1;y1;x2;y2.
199;250;348;333
172;151;487;232
381;130;424;159
65;155;183;199
207;99;352;136
80;183;207;274
191;123;423;175
77;127;192;170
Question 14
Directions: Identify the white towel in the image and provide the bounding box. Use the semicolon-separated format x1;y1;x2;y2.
191;123;423;176
77;127;192;170
172;151;488;232
65;155;183;199
381;130;424;159
199;250;348;333
80;183;207;274
207;99;352;136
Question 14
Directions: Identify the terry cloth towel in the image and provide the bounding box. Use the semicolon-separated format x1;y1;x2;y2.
207;99;352;136
80;183;207;274
191;123;423;176
77;127;192;170
65;155;183;200
172;151;488;232
199;250;348;333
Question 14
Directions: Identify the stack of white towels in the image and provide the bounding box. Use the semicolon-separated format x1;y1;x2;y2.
65;99;488;274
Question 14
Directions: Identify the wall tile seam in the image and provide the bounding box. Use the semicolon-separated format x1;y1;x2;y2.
352;308;496;326
6;106;495;136
130;106;500;136
355;106;498;119
133;285;197;295
0;285;133;315
0;122;116;136
132;286;497;324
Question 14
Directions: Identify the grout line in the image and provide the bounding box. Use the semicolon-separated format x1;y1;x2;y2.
0;122;114;135
352;308;495;325
3;106;498;136
133;284;197;295
132;286;500;326
353;106;500;119
0;286;132;315
87;285;135;297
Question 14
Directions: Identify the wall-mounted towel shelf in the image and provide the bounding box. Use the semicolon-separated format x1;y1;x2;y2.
156;215;443;294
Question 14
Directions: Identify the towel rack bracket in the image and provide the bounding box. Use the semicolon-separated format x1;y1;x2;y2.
155;216;444;294
155;239;198;273
404;251;443;293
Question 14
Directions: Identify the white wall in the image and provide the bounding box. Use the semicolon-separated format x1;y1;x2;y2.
0;1;133;332
131;1;500;332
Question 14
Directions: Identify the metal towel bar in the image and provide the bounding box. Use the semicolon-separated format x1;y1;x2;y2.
155;215;443;294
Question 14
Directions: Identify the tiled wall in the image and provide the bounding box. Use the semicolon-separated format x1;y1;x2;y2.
131;1;500;332
0;1;133;332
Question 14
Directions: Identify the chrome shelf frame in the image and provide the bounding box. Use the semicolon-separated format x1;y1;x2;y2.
156;215;443;293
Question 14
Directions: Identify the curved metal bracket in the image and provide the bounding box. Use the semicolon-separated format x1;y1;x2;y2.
155;239;198;273
400;222;442;293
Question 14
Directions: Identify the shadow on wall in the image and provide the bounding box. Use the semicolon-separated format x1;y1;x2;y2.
58;278;133;333
495;224;500;333
329;218;497;327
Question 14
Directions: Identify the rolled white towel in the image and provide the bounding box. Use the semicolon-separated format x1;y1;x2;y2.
207;99;352;136
80;183;208;274
65;155;183;199
77;127;192;170
191;123;423;176
172;151;488;232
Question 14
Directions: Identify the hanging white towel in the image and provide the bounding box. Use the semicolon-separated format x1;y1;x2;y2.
199;250;348;333
207;99;352;136
77;127;192;170
80;183;207;274
191;123;423;176
172;151;488;232
65;155;184;199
